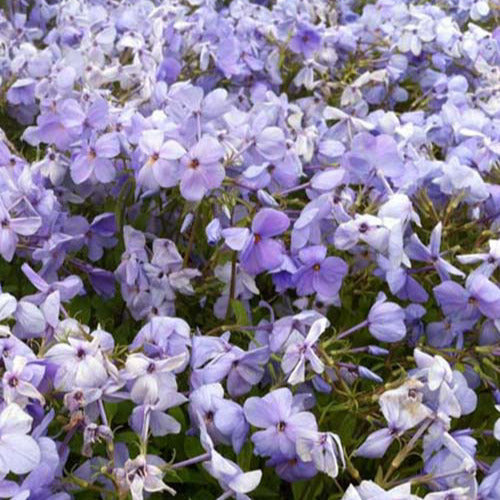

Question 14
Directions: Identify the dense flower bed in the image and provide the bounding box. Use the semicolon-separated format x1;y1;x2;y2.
0;0;499;498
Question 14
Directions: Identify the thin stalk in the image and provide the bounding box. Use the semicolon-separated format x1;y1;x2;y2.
225;251;237;321
278;181;311;197
171;452;210;469
183;210;198;267
382;418;432;486
216;491;233;500
98;399;109;427
325;320;369;344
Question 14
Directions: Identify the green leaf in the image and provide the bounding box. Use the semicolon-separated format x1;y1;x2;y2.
237;441;253;471
183;435;204;458
230;299;248;326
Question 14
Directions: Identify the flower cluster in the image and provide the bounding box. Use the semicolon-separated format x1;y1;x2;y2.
0;0;498;499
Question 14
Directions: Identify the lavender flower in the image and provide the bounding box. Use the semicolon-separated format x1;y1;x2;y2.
0;403;41;475
293;245;348;301
281;318;328;385
244;387;318;459
70;133;120;184
222;208;290;275
178;136;225;201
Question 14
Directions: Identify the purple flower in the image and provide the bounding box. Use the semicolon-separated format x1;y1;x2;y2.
355;379;432;458
0;291;17;321
269;310;323;352
434;273;500;320
407;223;464;280
130;316;191;362
342;133;404;186
291;194;335;252
296;431;344;479
115;226;148;290
205;218;221;245
213;398;249;454
377;255;429;303
82;423;113;457
434;157;489;204
179;136;225;201
115;455;175;499
281;318;328;385
2;355;45;405
70;133;120;184
16;429;62;499
367;293;406;342
171;85;230;122
267;453;318;482
293;245;348;300
423;430;477;498
404;304;427;345
479;458;500;500
29;233;73;280
426;318;476;348
222;208;290;275
341;481;418;499
137;130;186;190
25;99;85;149
129;390;186;438
21;263;83;304
412;349;477;418
289;22;322;58
335;215;389;253
157;57;182;84
64;213;117;261
204;450;262;498
243;387;318;459
191;333;268;397
0;199;41;262
0;403;41;476
45;337;108;391
6;78;36;106
189;383;230;447
458;239;500;278
124;352;187;404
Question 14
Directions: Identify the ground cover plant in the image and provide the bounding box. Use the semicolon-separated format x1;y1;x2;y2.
0;0;499;498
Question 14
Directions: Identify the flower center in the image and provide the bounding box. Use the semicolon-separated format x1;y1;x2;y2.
277;421;286;432
189;158;200;169
76;348;86;359
313;263;321;271
358;222;368;233
147;362;156;374
136;465;147;479
254;234;262;243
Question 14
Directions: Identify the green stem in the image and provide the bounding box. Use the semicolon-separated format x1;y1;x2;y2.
225;251;237;321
